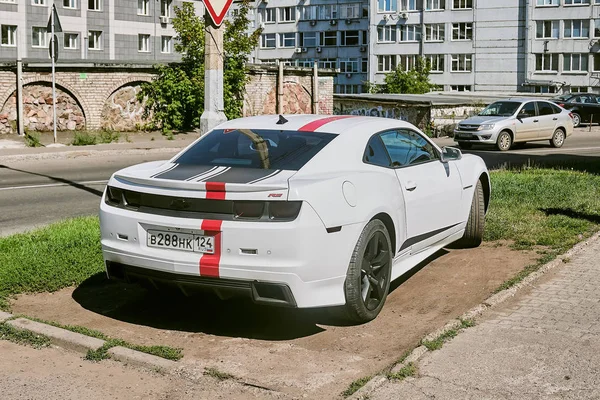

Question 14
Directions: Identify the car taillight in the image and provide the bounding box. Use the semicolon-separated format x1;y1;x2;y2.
123;190;141;208
233;201;264;219
106;186;123;206
269;201;302;220
569;112;574;119
558;103;565;107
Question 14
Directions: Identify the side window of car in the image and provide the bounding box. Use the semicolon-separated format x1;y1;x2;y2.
573;96;583;103
537;102;555;116
519;102;537;118
550;103;563;114
379;129;439;168
364;135;391;167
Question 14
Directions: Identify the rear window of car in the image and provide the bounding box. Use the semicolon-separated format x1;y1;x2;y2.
174;129;337;170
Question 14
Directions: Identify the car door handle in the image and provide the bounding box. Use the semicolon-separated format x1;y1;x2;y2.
405;181;417;191
533;119;539;123
553;117;558;120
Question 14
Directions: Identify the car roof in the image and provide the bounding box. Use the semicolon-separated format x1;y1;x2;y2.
505;97;550;103
214;114;418;135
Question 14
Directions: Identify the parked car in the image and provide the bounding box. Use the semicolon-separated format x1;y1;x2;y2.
100;115;490;323
550;93;600;127
453;98;573;151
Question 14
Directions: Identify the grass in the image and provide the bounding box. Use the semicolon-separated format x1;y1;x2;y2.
0;322;51;349
71;131;98;146
204;367;235;381
421;319;475;351
98;129;120;144
387;362;417;381
24;132;44;148
342;375;373;398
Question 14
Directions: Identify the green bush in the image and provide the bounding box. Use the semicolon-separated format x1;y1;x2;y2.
71;132;98;146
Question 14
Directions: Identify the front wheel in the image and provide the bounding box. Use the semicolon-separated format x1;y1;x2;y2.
343;220;392;323
550;128;565;148
496;131;512;151
455;180;486;248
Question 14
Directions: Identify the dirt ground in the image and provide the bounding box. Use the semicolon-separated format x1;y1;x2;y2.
11;242;538;399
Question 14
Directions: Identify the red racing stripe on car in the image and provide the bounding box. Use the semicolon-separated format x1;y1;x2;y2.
199;219;223;278
298;116;354;132
205;181;226;200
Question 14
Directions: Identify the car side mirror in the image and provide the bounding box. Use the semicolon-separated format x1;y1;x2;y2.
441;146;462;163
517;112;527;120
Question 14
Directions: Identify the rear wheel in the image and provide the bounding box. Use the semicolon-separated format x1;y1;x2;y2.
343;220;392;323
571;113;581;128
457;141;472;150
496;131;512;151
455;180;485;248
550;128;565;148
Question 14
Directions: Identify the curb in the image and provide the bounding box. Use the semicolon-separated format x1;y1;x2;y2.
0;146;187;163
2;316;179;373
348;230;600;400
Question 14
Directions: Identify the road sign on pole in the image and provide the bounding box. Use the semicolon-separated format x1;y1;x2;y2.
203;0;234;27
47;2;62;144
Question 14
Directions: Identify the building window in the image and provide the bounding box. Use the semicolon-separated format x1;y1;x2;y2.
137;0;149;15
564;54;588;71
31;27;48;48
533;86;556;93
377;25;397;42
336;84;361;94
64;33;78;49
595;20;600;37
320;31;337;46
340;4;360;19
88;0;101;11
452;23;472;40
279;32;295;48
401;0;417;11
427;54;445;72
160;0;171;17
425;24;444;41
426;0;445;10
297;59;314;68
161;35;172;53
452;0;472;9
400;25;420;41
536;0;558;5
378;55;396;72
594;54;600;70
569;86;589;92
63;0;77;8
564;20;590;38
535;53;558;71
318;58;337;69
299;5;317;20
279;7;295;22
398;55;417;71
451;54;472;71
260;33;276;48
138;34;150;52
536;21;559;38
318;4;337;19
300;32;317;47
88;30;102;49
339;58;360;73
340;30;359;46
32;0;46;5
451;85;471;92
260;8;276;23
1;25;17;47
378;0;397;12
565;0;590;4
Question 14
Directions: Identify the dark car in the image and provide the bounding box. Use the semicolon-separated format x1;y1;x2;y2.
551;93;600;127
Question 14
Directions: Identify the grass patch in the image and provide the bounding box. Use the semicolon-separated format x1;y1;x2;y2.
204;367;235;381
71;131;98;146
24;132;44;148
421;319;475;351
387;362;417;381
342;375;372;398
98;128;120;144
0;322;51;348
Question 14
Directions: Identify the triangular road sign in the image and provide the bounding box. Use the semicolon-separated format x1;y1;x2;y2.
203;0;234;27
46;4;63;33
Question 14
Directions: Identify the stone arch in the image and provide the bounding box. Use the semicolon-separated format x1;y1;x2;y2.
20;76;88;120
262;81;313;115
101;77;153;131
103;75;153;106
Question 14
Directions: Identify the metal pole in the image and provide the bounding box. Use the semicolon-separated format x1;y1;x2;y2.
590;114;593;132
312;63;319;114
16;59;24;136
51;2;57;143
277;62;283;114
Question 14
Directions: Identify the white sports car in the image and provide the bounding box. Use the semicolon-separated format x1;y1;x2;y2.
100;115;490;322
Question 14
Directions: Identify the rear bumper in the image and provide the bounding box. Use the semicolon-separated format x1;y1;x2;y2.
100;193;363;308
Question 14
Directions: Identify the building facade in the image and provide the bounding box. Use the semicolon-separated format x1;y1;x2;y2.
0;0;201;64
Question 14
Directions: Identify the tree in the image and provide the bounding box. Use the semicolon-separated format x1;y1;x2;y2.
378;57;435;95
139;1;259;131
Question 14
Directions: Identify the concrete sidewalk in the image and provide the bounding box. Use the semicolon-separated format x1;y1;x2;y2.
370;236;600;400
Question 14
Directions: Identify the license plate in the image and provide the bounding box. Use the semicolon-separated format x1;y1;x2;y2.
147;230;215;254
457;133;473;139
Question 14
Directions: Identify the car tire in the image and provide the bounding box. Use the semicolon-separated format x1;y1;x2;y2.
496;131;512;151
455;180;485;248
571;113;581;128
457;141;472;150
343;220;392;323
550;128;565;148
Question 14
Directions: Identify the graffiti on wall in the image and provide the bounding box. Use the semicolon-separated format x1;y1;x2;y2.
334;105;409;121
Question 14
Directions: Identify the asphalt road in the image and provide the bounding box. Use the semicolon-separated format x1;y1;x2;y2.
0;128;598;236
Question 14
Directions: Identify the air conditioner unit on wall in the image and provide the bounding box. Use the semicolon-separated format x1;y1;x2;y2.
160;16;170;24
399;12;409;19
295;47;303;53
316;47;322;53
330;19;337;25
359;46;366;52
310;20;317;26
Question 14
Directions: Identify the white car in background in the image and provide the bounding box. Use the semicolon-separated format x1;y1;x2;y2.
100;115;490;323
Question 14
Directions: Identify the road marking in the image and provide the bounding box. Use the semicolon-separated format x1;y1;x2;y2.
0;180;108;191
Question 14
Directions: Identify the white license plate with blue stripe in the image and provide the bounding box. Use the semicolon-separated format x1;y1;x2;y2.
147;230;214;254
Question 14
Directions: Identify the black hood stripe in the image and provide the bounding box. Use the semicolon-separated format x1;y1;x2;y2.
196;167;231;182
153;164;216;181
249;169;283;184
151;163;177;178
203;168;280;184
186;166;220;181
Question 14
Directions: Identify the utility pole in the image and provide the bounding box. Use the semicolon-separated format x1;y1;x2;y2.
51;4;57;143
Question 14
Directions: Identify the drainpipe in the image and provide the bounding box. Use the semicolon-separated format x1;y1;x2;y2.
524;0;530;89
420;0;424;57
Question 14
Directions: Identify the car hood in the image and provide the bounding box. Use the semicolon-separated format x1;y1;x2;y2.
459;116;507;125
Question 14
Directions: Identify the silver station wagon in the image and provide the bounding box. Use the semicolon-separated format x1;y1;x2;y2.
454;99;574;151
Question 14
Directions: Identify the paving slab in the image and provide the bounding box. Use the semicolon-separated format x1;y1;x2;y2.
0;311;13;322
7;318;105;354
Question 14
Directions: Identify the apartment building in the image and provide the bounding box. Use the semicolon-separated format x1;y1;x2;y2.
0;0;200;63
247;0;370;94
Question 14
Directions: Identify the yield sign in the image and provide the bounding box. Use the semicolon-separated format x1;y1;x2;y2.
203;0;234;26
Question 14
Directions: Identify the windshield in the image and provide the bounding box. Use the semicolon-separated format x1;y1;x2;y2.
478;101;521;117
174;129;336;170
